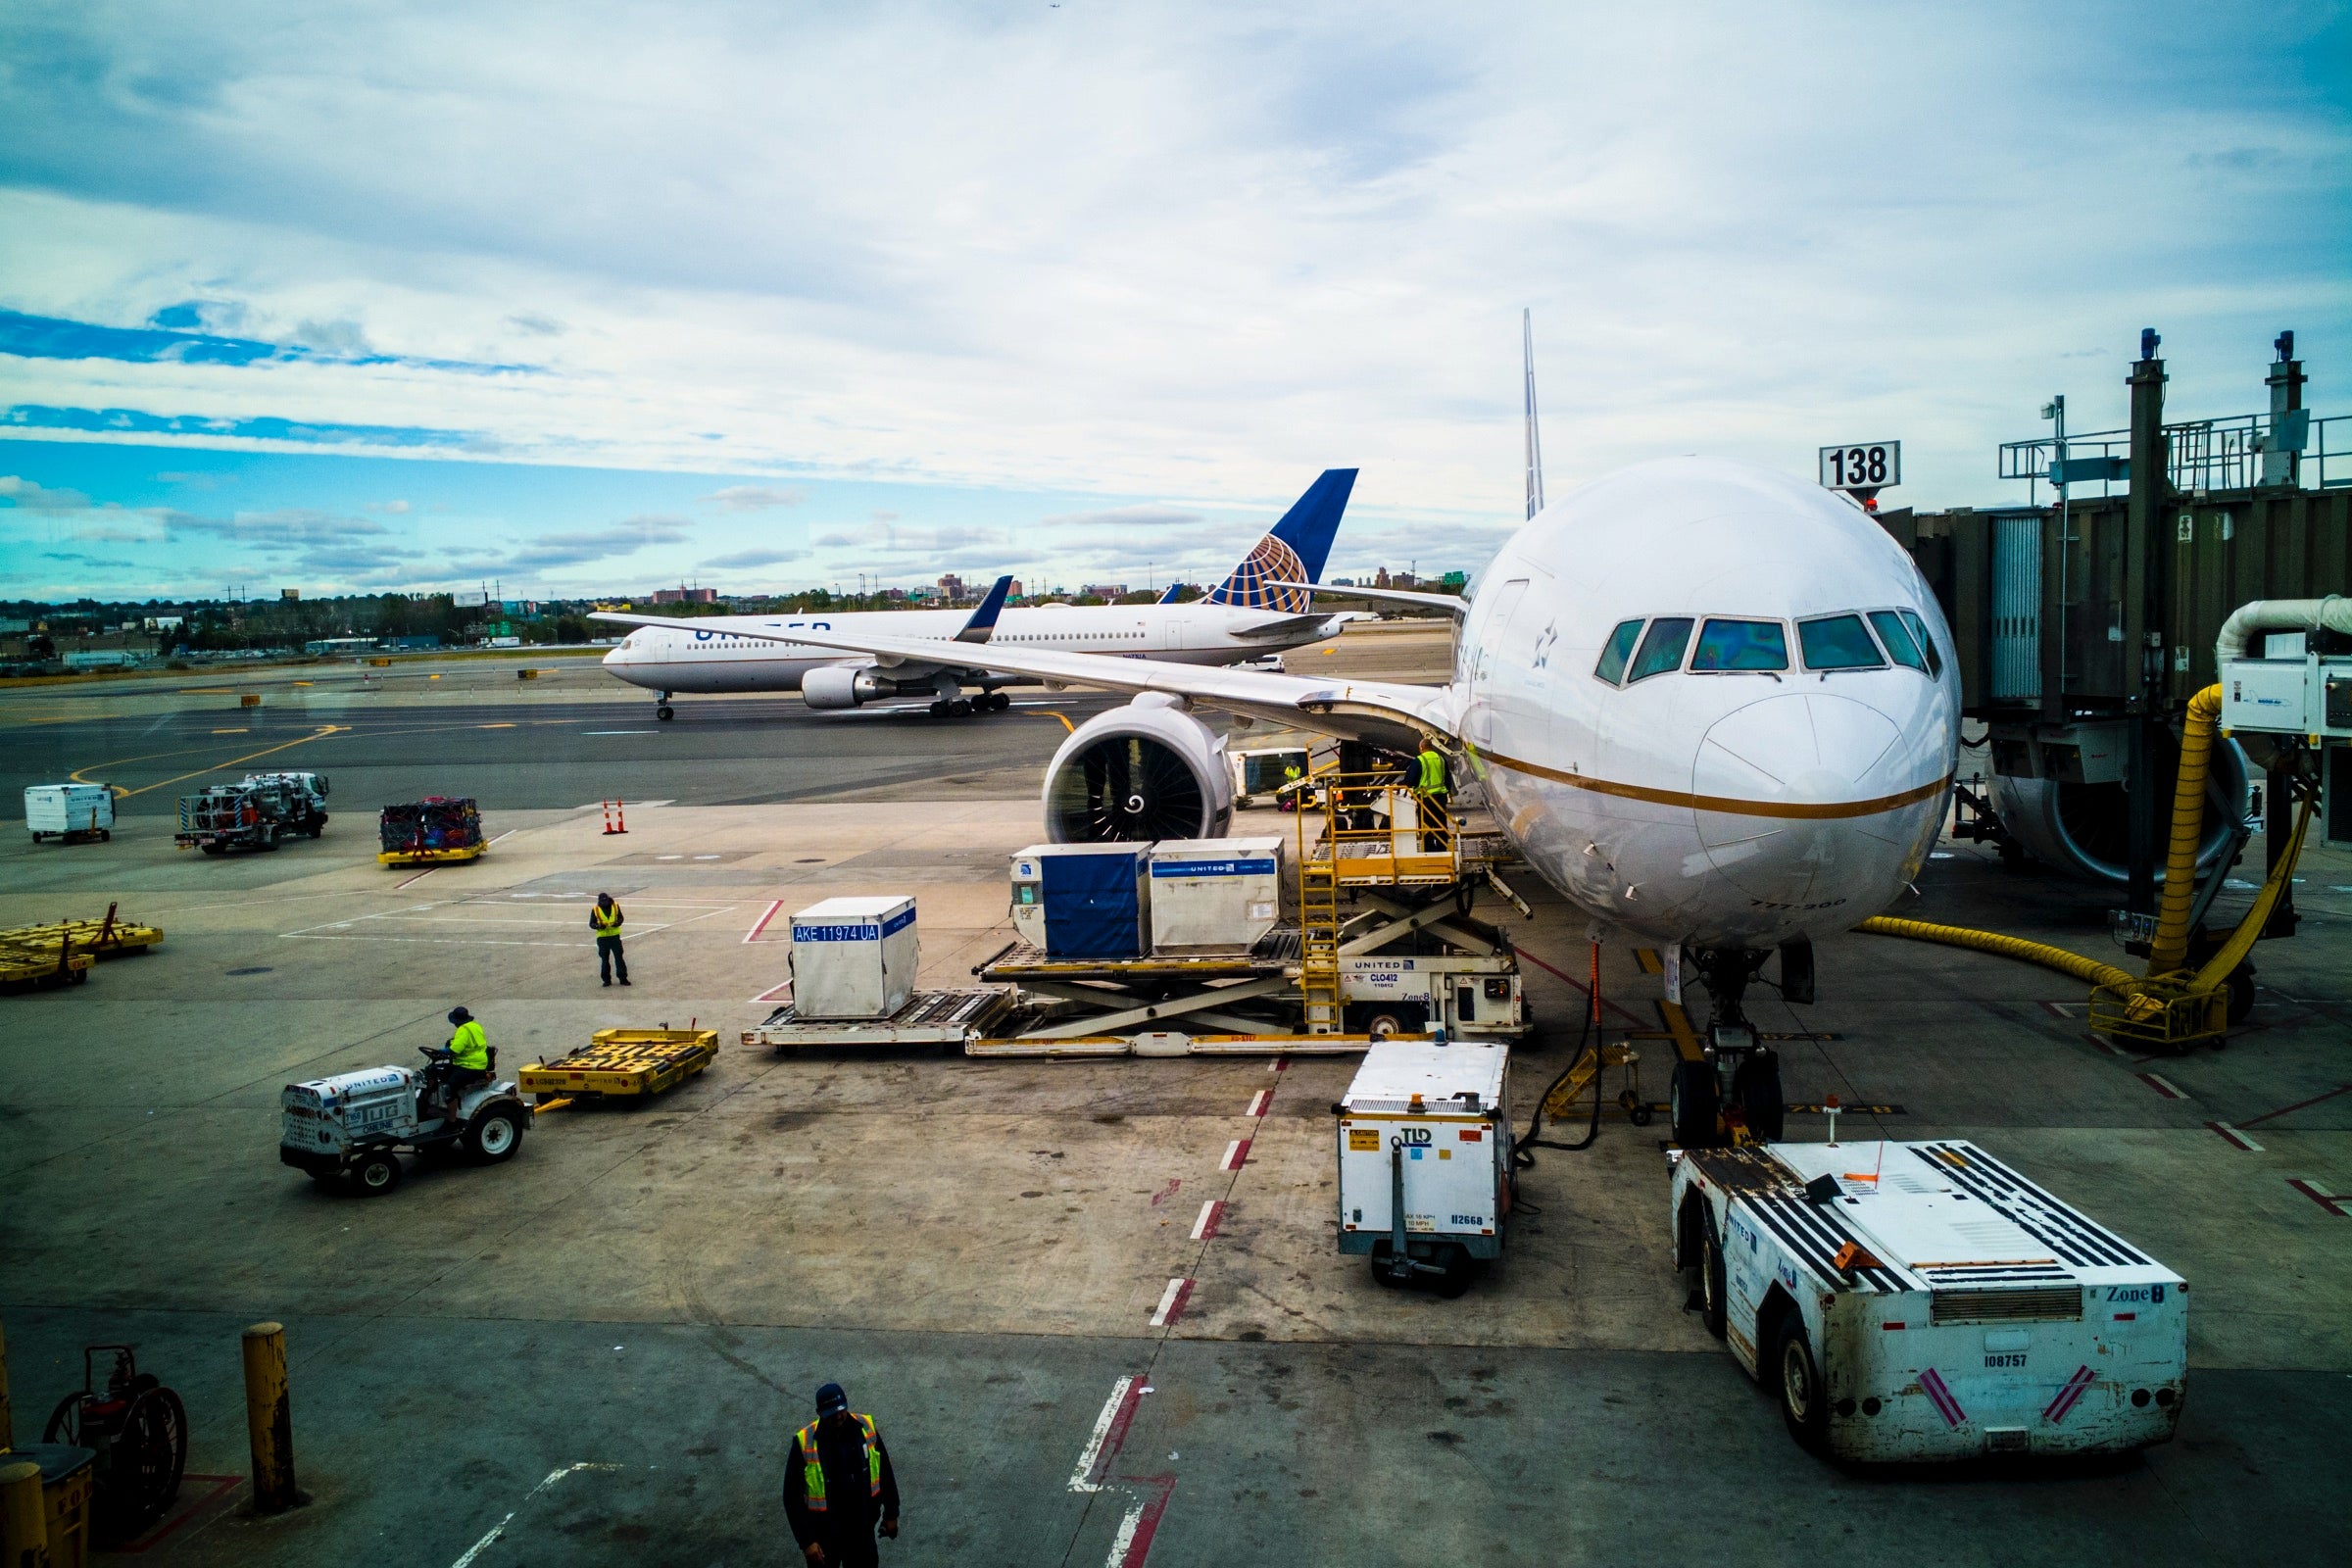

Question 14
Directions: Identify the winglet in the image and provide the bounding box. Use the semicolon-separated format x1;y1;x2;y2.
1269;579;1468;618
1155;583;1188;605
954;575;1015;644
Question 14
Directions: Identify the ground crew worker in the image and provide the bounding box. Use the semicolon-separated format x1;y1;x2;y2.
1279;760;1303;813
1415;741;1449;851
590;892;630;986
783;1382;899;1567
438;1005;490;1122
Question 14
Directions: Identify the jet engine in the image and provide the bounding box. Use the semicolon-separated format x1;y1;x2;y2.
1043;694;1233;842
1991;734;2254;885
802;663;956;710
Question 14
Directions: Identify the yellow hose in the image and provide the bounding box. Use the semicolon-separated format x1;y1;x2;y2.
1854;916;2134;991
2148;684;2224;974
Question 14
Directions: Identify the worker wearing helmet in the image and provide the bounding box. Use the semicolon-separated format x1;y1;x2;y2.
437;1006;491;1125
591;893;630;987
784;1382;900;1567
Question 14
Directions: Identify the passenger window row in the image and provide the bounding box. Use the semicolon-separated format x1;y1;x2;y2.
1593;610;1941;686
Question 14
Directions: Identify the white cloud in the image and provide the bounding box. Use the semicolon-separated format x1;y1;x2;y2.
0;476;93;510
703;485;805;511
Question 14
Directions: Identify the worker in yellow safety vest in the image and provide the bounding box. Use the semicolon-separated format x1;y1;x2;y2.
1279;760;1303;813
1414;742;1450;851
783;1382;900;1567
590;892;630;987
436;1005;491;1123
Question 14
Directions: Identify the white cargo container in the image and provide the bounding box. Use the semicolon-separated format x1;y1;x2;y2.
1336;1041;1514;1294
1007;843;1152;959
1670;1139;2187;1460
788;896;918;1019
1148;836;1283;955
25;783;115;842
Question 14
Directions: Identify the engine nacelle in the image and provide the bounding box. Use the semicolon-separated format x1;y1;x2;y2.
1992;735;2253;885
1043;694;1233;842
801;664;888;710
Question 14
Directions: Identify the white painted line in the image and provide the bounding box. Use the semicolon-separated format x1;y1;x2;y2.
485;828;517;846
744;900;785;944
393;866;439;891
1190;1200;1224;1240
2207;1120;2264;1152
450;1462;618;1567
450;1510;514;1568
580;730;660;736
748;980;794;1004
1219;1138;1250;1171
1245;1089;1271;1118
1068;1375;1137;1492
1104;1495;1149;1567
1148;1277;1195;1328
573;799;674;809
2138;1072;2187;1101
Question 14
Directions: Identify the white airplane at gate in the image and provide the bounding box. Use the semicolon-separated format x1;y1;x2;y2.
599;469;1357;719
595;457;1960;987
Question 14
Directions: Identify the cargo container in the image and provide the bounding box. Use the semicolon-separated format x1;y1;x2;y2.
789;896;919;1019
25;783;114;843
1148;836;1283;955
1008;843;1152;959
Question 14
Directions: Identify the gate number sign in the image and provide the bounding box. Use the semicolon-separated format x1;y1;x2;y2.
1819;441;1900;491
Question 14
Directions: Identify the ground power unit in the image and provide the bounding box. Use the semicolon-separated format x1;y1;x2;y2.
1009;843;1152;958
1336;1041;1513;1295
1671;1139;2186;1460
789;896;918;1018
1148;836;1283;955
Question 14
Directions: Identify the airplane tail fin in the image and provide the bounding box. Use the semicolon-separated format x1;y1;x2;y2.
953;575;1015;643
1204;468;1356;612
1154;583;1187;606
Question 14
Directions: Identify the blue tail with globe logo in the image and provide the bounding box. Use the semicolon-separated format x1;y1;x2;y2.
1203;468;1357;613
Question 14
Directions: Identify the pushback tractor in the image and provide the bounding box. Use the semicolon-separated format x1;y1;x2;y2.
279;1044;529;1196
1671;1139;2186;1461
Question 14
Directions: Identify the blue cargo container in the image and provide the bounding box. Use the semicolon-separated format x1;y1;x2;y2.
1009;843;1152;959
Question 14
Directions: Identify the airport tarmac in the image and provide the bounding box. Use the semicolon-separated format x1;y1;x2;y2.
3;630;2349;1566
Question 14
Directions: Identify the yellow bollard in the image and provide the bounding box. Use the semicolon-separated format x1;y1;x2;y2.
0;1458;45;1567
0;1315;13;1451
241;1322;298;1513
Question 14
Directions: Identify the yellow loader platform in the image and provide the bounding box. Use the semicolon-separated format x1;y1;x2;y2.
0;943;93;989
519;1028;719;1105
0;906;165;961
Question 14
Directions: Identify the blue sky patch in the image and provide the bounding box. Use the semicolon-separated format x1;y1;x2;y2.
3;404;485;450
0;309;536;375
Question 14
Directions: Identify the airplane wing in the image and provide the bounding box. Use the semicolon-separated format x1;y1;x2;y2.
587;611;1457;746
1269;580;1468;617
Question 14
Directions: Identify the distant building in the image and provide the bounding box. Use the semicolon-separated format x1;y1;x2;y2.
938;573;966;603
143;615;185;631
1440;570;1467;589
650;587;717;605
1007;580;1024;600
304;637;379;656
1082;583;1128;600
280;588;301;601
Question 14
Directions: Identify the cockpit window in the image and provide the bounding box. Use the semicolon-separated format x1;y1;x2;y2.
1691;618;1788;671
1896;608;1943;678
1627;617;1694;683
1867;610;1928;672
1594;619;1643;684
1797;614;1886;671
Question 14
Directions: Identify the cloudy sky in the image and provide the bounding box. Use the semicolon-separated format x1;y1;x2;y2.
1;0;2345;601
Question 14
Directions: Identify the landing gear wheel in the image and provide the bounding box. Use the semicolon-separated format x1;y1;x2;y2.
466;1103;526;1163
986;691;1011;711
348;1150;404;1196
1735;1048;1784;1142
947;698;972;717
1775;1313;1829;1453
1699;1220;1728;1339
1671;1058;1720;1149
928;700;948;717
657;705;675;721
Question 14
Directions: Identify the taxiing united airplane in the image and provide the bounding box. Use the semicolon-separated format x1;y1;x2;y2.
598;469;1357;719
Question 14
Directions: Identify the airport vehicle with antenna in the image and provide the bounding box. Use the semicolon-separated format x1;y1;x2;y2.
1670;1134;2186;1461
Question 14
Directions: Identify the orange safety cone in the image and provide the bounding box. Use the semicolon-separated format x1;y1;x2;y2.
602;800;628;835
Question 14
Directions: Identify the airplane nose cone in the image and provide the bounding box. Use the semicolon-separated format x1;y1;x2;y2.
1691;692;1920;910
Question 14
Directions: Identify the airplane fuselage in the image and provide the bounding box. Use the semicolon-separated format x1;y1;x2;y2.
602;602;1343;695
1455;459;1957;951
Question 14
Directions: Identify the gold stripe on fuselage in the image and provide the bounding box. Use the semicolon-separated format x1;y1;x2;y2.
1473;746;1950;821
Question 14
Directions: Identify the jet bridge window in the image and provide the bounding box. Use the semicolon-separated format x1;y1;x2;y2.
1594;619;1643;684
1866;610;1929;672
1798;613;1886;671
1626;617;1693;683
1896;608;1944;678
1690;618;1788;671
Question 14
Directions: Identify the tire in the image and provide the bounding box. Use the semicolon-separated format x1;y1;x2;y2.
466;1102;526;1163
201;842;227;856
1699;1219;1728;1340
1775;1312;1829;1453
988;691;1010;711
657;705;675;721
1432;1245;1477;1299
349;1150;404;1196
1364;1011;1408;1038
928;700;947;717
1737;1049;1785;1142
1671;1058;1719;1149
948;699;972;717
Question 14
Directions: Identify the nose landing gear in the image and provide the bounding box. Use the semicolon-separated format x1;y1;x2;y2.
655;690;675;721
1668;945;1793;1150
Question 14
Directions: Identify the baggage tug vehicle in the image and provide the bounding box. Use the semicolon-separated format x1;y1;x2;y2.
1671;1139;2186;1461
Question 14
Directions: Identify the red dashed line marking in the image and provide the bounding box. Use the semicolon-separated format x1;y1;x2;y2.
2085;1033;2127;1058
2206;1120;2264;1152
1191;1200;1224;1240
1219;1138;1250;1171
1149;1277;1195;1326
2137;1072;2186;1101
1245;1089;1271;1118
742;899;785;943
2286;1179;2351;1218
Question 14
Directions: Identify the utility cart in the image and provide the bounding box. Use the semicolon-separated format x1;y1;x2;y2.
25;782;115;843
378;796;486;865
1336;1040;1515;1296
520;1027;719;1105
1670;1139;2187;1460
279;1045;529;1196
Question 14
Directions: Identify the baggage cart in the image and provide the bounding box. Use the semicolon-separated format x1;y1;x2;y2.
378;797;485;865
0;906;163;962
26;783;115;843
519;1027;720;1104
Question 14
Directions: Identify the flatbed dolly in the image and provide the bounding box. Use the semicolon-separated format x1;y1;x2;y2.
0;943;93;989
377;842;488;867
744;988;1019;1052
0;906;164;962
519;1027;719;1105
